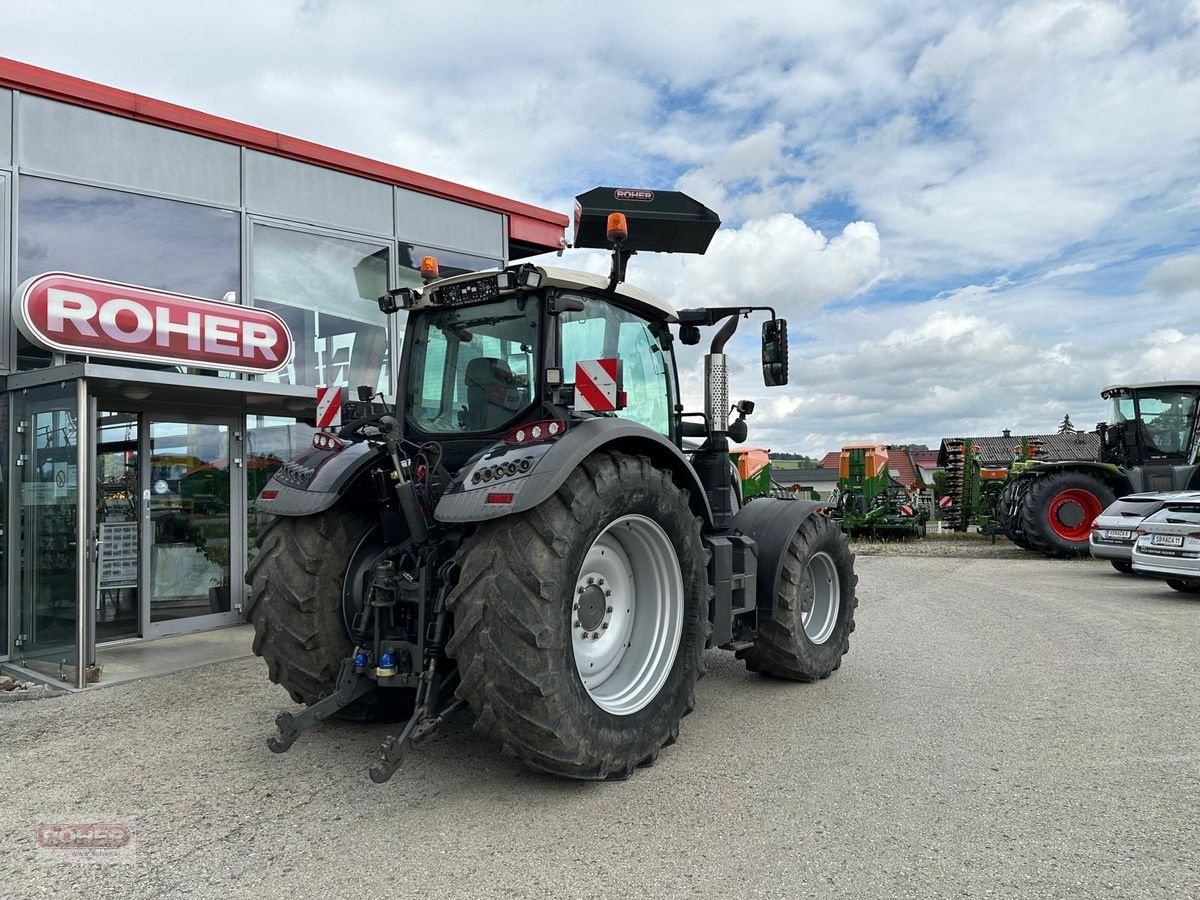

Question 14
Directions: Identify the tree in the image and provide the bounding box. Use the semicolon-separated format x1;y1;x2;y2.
1058;414;1075;434
932;469;949;499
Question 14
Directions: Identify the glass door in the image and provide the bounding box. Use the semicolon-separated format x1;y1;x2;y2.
144;415;240;637
13;381;88;684
95;410;140;642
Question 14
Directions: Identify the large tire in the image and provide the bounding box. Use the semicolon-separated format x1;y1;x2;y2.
1020;472;1115;558
246;507;413;719
445;452;710;780
736;515;858;680
1110;560;1134;575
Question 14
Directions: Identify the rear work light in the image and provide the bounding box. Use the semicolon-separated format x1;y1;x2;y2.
312;432;347;452
505;419;568;445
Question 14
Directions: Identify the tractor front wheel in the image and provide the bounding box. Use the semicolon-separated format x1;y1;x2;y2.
737;515;858;680
446;452;710;779
1019;472;1115;558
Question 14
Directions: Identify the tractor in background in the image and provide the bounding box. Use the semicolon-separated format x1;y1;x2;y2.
943;382;1200;557
829;445;927;538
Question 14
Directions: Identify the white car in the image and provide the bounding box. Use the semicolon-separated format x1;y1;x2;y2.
1131;504;1200;593
1090;491;1200;573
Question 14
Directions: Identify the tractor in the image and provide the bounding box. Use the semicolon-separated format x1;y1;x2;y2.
829;445;928;538
944;382;1200;557
246;188;859;782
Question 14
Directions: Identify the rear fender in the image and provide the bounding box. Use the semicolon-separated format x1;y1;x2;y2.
1014;461;1131;492
731;497;825;620
434;418;714;525
255;441;386;517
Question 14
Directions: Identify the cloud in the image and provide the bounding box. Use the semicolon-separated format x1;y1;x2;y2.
1144;253;1200;297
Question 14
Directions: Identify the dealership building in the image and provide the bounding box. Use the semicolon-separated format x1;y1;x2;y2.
0;58;567;687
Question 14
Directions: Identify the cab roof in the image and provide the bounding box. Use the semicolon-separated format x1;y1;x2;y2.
419;265;679;323
1101;381;1200;397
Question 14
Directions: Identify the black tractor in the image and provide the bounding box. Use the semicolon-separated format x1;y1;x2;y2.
247;188;859;782
993;382;1200;557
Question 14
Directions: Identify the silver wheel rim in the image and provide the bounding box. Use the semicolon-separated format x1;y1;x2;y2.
571;514;684;716
802;551;841;645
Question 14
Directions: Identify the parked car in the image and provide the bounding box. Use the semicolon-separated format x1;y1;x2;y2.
1090;491;1200;573
1130;503;1200;593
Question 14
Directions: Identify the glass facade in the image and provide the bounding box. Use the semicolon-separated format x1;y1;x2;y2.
252;225;391;394
245;415;314;565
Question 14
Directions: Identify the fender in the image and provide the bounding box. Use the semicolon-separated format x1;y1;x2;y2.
1011;460;1133;492
435;418;714;525
256;441;386;517
731;497;824;619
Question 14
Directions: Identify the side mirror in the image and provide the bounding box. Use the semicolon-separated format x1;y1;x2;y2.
762;318;789;386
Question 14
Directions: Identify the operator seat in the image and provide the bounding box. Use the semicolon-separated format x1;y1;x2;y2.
464;357;517;431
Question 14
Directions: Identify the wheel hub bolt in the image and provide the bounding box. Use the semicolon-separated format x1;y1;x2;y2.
587;577;595;585
606;606;613;613
601;623;608;630
592;632;601;640
574;620;581;628
604;589;612;597
573;603;579;611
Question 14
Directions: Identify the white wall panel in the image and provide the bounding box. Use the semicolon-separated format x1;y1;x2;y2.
18;96;239;206
246;151;393;236
395;187;503;257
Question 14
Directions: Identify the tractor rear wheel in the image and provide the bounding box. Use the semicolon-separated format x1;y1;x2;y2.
737;515;858;681
1110;560;1134;575
1019;472;1115;558
246;507;414;720
998;481;1032;550
445;452;710;779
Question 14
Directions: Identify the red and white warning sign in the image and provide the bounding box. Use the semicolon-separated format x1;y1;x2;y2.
574;359;624;412
899;504;914;517
316;385;343;429
938;495;953;510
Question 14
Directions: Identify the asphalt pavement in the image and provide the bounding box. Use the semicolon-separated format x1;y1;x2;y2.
2;554;1197;899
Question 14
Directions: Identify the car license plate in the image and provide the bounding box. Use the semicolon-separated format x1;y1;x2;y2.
1105;529;1133;540
1152;534;1184;547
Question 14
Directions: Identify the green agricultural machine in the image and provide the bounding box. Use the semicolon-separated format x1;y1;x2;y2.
829;445;927;537
942;381;1200;557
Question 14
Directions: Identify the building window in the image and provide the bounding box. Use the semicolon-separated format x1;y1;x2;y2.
16;176;240;369
398;243;499;289
252;225;390;394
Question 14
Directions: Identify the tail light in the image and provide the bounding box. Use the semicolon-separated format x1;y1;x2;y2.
505;419;568;445
1090;517;1102;530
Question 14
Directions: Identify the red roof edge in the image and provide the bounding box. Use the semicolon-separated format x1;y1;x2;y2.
0;57;569;247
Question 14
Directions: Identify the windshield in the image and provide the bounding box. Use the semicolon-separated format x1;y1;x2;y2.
1134;388;1199;458
405;296;540;434
1145;506;1200;526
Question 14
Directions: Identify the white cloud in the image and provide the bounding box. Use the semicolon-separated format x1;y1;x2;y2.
1145;254;1200;298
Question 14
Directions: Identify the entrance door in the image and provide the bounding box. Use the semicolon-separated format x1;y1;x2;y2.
95;410;140;641
143;415;241;637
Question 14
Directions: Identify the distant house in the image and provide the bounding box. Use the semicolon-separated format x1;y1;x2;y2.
819;452;841;470
770;466;841;500
936;430;1100;468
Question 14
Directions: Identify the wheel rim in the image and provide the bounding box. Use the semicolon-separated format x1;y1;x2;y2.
1047;488;1103;542
802;551;841;645
572;515;684;717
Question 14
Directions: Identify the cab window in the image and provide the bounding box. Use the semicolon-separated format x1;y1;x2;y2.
559;299;673;436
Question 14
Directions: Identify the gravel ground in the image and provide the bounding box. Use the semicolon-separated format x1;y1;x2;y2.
2;554;1198;899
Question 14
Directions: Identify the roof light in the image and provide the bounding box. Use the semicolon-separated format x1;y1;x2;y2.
519;265;543;289
504;418;569;445
607;212;628;243
496;270;516;290
420;256;440;282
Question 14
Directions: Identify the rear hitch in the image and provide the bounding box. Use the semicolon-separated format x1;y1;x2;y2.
368;697;464;784
266;659;374;754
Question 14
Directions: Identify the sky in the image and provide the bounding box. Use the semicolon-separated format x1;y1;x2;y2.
4;0;1200;455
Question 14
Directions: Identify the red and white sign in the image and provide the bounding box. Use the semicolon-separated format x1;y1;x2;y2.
16;272;292;374
574;358;623;412
899;504;914;517
315;386;343;429
939;495;954;509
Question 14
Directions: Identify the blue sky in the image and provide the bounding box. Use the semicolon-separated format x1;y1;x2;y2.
5;0;1200;454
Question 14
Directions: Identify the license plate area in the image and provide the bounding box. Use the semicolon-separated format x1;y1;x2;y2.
1152;534;1184;547
1105;529;1133;540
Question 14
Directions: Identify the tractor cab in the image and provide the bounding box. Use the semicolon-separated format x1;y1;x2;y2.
1100;382;1200;467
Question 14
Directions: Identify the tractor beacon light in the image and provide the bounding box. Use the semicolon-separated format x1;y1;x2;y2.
420;256;440;282
607;212;629;243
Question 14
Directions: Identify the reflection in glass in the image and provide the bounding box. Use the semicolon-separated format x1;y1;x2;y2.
149;422;232;624
252;225;390;393
95;411;140;641
245;415;315;565
16;175;240;369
